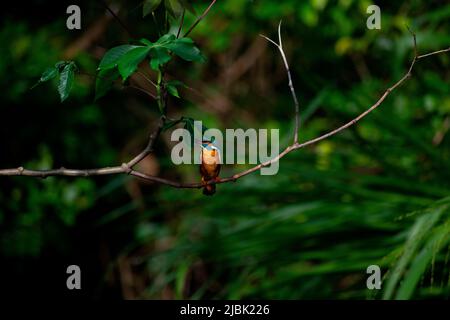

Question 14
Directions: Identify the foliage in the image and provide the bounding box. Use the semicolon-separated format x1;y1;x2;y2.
37;34;204;104
33;61;78;102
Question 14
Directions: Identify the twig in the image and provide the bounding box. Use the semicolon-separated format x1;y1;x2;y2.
286;28;420;152
417;47;450;59
126;84;156;99
260;20;301;144
152;12;162;37
177;9;185;39
0;27;449;190
100;0;134;38
137;71;157;87
184;0;217;37
127;116;165;168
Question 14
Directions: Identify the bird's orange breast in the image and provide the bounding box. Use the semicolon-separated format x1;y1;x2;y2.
200;149;221;180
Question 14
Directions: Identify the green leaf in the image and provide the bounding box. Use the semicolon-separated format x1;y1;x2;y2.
183;117;195;146
164;0;183;18
41;67;58;82
166;80;185;98
55;61;67;69
98;45;140;70
155;33;176;45
166;79;185;87
175;260;191;299
382;206;446;299
143;0;162;17
31;67;59;89
149;47;172;70
166;37;205;62
117;46;151;81
95;68;120;101
58;63;75;102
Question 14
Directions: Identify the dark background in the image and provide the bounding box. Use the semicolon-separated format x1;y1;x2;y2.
0;0;449;299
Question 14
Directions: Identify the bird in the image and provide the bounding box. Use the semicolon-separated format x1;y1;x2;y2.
199;140;221;196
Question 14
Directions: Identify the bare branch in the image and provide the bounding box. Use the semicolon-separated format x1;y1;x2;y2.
417;47;450;59
127;116;165;168
277;20;283;48
259;35;277;47
137;71;157;87
177;9;186;39
126;84;157;99
100;0;133;38
0;27;449;192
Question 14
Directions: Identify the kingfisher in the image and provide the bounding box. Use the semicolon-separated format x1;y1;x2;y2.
199;140;221;196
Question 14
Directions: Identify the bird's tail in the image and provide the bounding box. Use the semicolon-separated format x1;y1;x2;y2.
203;183;216;196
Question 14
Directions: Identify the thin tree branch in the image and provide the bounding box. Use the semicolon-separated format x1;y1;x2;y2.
177;9;186;39
290;32;420;152
417;47;450;59
184;0;217;37
127;116;165;168
0;28;449;191
126;84;157;99
137;71;157;87
152;12;162;37
100;0;134;38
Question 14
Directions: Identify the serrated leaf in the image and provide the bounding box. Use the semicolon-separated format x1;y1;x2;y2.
143;0;162;17
58;63;75;102
149;47;172;70
117;46;151;81
95;68;119;101
98;45;141;70
166;37;205;62
164;0;183;18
